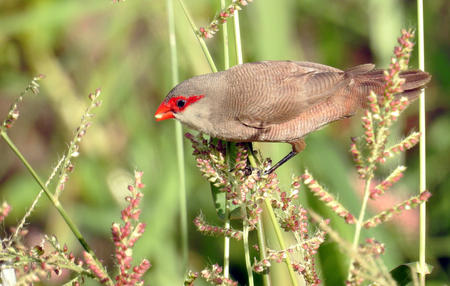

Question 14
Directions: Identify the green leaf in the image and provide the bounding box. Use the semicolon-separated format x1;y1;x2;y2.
211;183;227;219
210;184;242;220
390;264;413;286
390;262;433;286
210;140;240;220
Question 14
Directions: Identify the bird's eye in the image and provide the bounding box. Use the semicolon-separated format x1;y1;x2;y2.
176;99;186;108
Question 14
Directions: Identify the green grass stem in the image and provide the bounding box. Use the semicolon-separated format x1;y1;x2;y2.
256;216;271;286
1;130;114;283
8;156;65;246
0;132;96;257
224;140;233;280
176;0;218;73
241;207;255;286
246;146;270;285
221;0;231;279
263;198;298;286
246;147;296;285
223;201;231;279
167;0;188;272
417;0;427;284
221;0;230;71
348;174;373;279
233;10;243;65
232;11;254;286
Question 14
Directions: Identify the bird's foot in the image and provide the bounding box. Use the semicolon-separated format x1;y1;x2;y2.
260;159;273;176
228;164;257;176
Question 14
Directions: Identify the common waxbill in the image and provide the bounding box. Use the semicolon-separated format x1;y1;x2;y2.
155;61;430;173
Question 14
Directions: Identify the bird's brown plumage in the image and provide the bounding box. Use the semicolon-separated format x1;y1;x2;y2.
155;60;430;172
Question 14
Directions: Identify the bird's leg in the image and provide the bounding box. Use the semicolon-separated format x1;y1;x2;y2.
263;151;298;175
264;139;306;175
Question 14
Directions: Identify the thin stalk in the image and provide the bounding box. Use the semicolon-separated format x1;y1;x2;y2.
224;202;231;278
246;145;270;286
221;0;230;71
263;198;298;286
417;0;427;284
233;10;254;286
246;147;296;285
224;140;233;278
233;10;243;65
2;133;113;284
167;0;188;270
9;156;65;246
347;174;373;280
222;0;231;278
352;175;373;248
256;216;271;286
176;0;218;73
242;207;255;286
247;148;258;168
0;131;94;256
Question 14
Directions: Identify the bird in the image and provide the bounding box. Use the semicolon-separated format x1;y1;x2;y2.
155;61;430;173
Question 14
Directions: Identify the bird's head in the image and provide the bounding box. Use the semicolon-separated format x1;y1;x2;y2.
154;73;224;129
154;93;204;121
155;75;212;122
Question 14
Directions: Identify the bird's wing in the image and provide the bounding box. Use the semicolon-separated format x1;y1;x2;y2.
227;61;366;128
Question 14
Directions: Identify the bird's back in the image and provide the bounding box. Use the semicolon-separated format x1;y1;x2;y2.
210;61;430;143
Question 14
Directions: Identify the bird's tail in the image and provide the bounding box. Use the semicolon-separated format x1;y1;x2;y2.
398;70;432;101
350;64;432;103
370;69;430;102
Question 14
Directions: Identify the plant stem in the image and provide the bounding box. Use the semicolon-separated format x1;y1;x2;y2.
232;11;254;286
348;174;373;279
167;0;188;271
176;0;218;73
224;140;233;279
222;0;231;279
0;131;94;255
246;147;295;285
246;147;270;285
221;0;230;71
241;207;255;286
224;201;231;278
352;176;372;248
264;198;298;286
256;216;271;286
9;156;65;246
233;10;243;65
2;131;114;283
417;0;427;284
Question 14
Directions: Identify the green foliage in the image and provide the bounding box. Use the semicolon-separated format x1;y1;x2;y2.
0;0;449;285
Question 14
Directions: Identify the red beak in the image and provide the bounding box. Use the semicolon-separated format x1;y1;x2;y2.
154;102;175;121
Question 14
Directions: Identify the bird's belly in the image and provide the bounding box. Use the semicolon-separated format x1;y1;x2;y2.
202;118;303;143
183;93;358;143
207;97;357;143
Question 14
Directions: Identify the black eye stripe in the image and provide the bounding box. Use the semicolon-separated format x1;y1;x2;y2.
177;99;186;108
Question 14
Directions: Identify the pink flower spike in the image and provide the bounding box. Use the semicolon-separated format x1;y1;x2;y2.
302;170;355;224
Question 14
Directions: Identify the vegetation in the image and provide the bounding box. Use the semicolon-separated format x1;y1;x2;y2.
0;0;449;285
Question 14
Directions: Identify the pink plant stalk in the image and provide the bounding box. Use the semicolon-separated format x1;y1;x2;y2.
198;0;254;39
302;170;356;224
194;214;243;240
345;29;430;285
1;74;45;130
187;132;326;284
363;191;431;229
111;171;150;286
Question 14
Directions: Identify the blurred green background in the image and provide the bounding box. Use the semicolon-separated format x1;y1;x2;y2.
0;0;449;285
